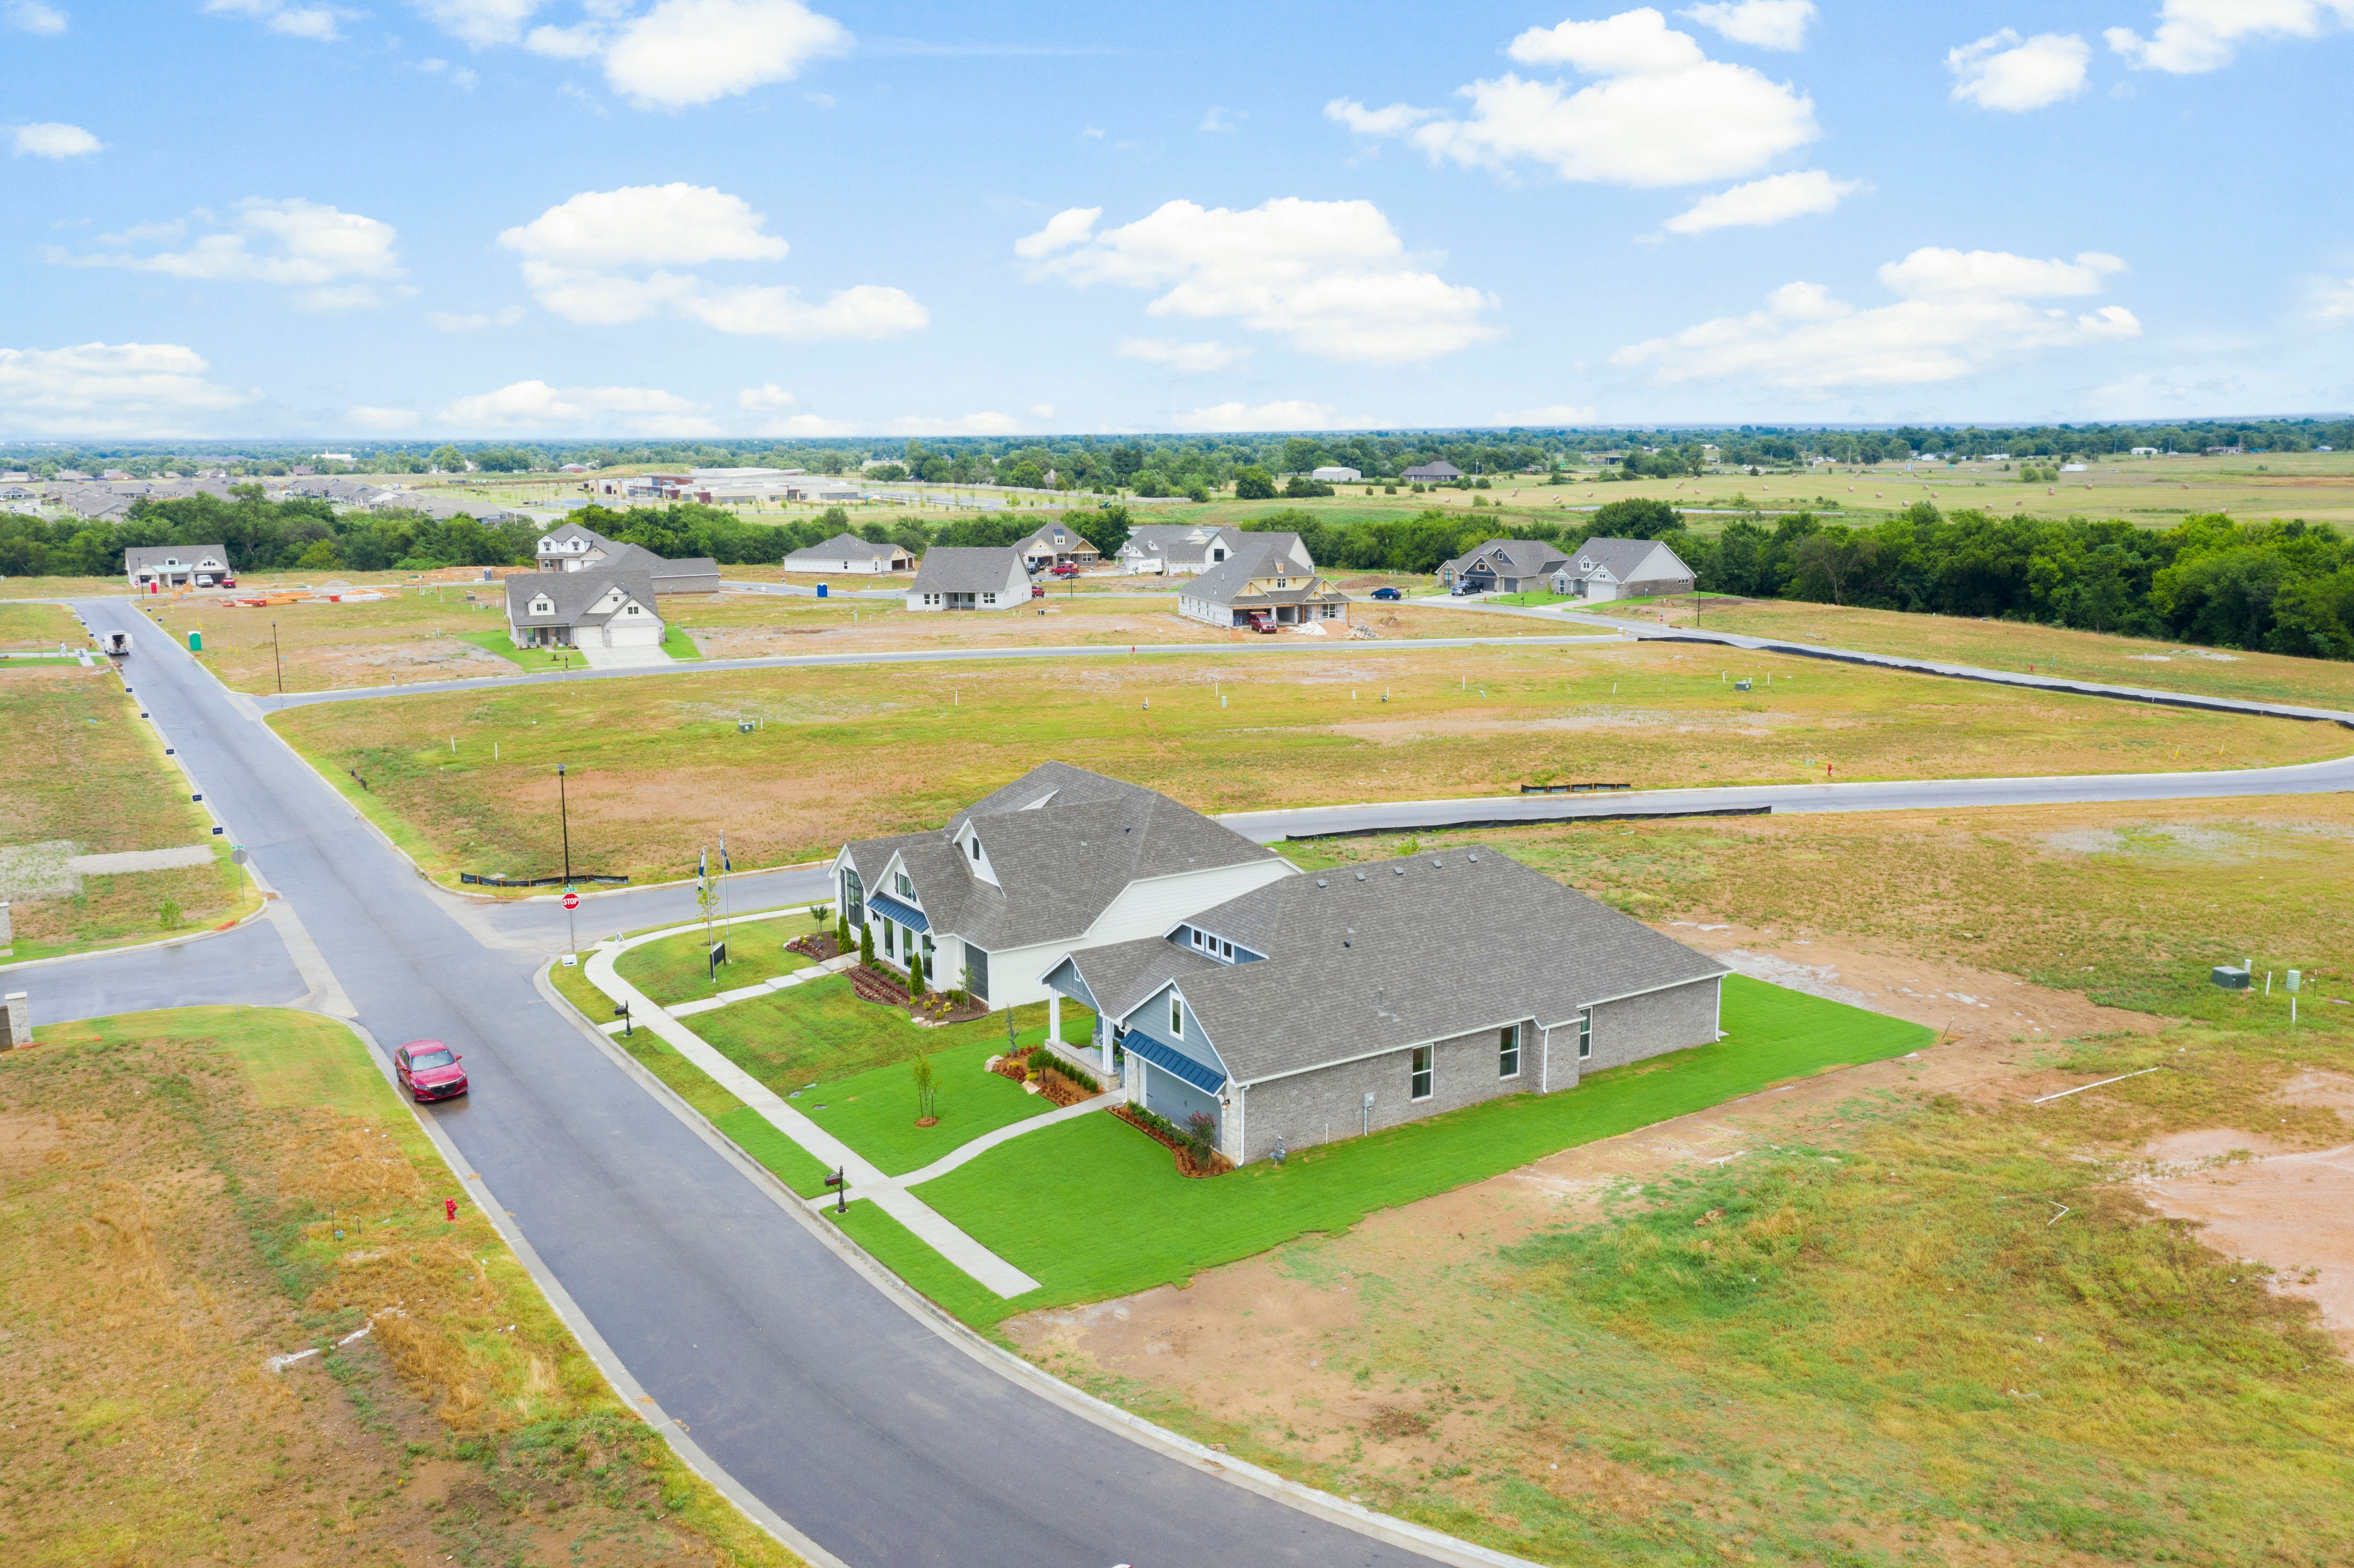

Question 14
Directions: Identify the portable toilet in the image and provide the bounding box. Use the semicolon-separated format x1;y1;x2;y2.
187;630;202;652
816;582;828;598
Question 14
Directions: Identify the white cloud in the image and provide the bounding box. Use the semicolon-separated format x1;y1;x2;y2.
760;412;855;436
7;2;67;35
1171;400;1338;432
1115;337;1252;372
55;197;404;310
1612;245;2140;390
1948;29;2090;110
1678;1;1813;50
1663;168;1861;234
412;0;542;48
348;405;422;431
1495;404;1596;423
501;183;924;340
438;379;717;436
526;20;603;56
2310;276;2354;322
13;121;101;158
203;0;344;42
1026;403;1055;419
603;0;850;109
1331;7;1818;187
425;305;526;332
1023;197;1498;365
415;55;480;89
2107;1;2354;73
0;342;256;437
500;183;790;267
889;412;1020;435
1013;206;1100;259
737;382;797;411
1199;106;1244;133
1323;99;1431;136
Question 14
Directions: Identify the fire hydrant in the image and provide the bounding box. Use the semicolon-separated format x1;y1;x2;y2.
444;1197;458;1222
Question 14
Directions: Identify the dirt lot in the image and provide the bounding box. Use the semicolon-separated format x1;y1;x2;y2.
142;582;521;692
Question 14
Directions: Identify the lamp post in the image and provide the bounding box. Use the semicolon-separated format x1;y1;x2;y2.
557;763;572;885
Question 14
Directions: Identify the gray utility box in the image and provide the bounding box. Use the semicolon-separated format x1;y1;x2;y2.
2211;965;2251;990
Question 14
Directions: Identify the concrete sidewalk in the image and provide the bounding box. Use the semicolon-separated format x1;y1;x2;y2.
584;927;1041;1299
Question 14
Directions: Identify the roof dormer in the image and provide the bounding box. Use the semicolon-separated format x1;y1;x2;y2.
957;822;1001;887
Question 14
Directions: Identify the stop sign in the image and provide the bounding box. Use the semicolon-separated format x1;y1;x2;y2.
562;891;580;910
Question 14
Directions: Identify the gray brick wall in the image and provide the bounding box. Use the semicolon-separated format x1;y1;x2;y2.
1232;1019;1534;1164
1585;977;1721;1072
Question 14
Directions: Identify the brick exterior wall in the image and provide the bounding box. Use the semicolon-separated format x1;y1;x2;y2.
1230;1019;1534;1164
1585;976;1722;1073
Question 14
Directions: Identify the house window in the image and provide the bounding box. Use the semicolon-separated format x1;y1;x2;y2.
1499;1025;1520;1078
1578;1007;1593;1060
968;836;981;862
982;592;998;605
1411;1045;1433;1100
1219;938;1232;960
1169;994;1184;1038
895;872;912;899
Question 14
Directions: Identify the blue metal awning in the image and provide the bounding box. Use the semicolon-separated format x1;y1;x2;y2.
868;892;929;931
1121;1030;1225;1096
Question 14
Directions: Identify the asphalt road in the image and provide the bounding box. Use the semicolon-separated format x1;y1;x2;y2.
35;597;1444;1568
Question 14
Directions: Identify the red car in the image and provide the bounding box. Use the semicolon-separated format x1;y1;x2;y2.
1049;562;1080;577
1029;583;1047;598
395;1039;468;1102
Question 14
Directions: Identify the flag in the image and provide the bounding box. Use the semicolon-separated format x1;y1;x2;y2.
720;832;731;873
697;847;707;888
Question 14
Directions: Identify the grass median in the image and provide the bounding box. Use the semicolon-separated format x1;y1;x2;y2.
857;976;1928;1328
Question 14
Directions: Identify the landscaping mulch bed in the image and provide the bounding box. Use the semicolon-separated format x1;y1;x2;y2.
1111;1103;1233;1178
845;963;989;1025
986;1048;1101;1109
785;932;840;961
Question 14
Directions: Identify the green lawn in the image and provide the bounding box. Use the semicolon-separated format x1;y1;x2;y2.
660;622;702;661
1482;589;1575;606
801;1038;1066;1177
614;922;817;1007
690;974;1092;1090
457;629;586;673
868;976;1929;1327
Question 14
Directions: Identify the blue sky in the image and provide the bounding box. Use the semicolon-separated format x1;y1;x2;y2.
5;1;2352;439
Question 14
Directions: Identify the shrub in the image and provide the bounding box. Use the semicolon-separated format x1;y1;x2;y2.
157;897;183;931
835;915;851;952
1183;1112;1218;1162
907;950;925;996
858;923;874;967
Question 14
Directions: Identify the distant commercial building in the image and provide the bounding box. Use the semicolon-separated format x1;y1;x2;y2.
1310;466;1362;483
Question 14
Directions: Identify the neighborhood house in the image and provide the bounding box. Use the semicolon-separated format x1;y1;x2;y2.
1547;538;1696;602
534;521;720;595
784;532;913;574
1011;524;1101;570
833;763;1294;1019
505;561;663;650
1116;524;1247;575
1175;533;1347;630
1438;538;1567;594
125;544;232;590
906;546;1031;611
839;764;1729;1170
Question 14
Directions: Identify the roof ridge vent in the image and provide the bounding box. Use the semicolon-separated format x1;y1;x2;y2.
1393;865;1406;876
1315;878;1328;888
1354;870;1367;881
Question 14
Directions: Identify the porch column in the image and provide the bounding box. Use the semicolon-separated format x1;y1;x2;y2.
1098;1016;1114;1080
1047;993;1061;1054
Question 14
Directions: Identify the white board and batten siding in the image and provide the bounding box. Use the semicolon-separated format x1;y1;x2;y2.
991;857;1293;1006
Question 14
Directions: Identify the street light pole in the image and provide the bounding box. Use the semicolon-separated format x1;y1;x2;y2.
557;763;572;884
271;621;284;694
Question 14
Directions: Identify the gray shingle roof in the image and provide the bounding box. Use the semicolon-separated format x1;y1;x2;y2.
1403;461;1464;480
1152;847;1725;1085
1121;524;1241;566
125;543;229;571
504;562;658;629
844;763;1281;952
1563;537;1691;583
1444;538;1569;578
909;546;1027;595
1054;935;1219;1019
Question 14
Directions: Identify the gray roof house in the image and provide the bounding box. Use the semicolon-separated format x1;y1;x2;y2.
906;546;1030;612
504;560;665;651
1176;533;1348;631
125;543;232;590
833;763;1294;1012
1402;461;1464;483
783;532;913;574
533;522;718;594
1045;845;1726;1166
1010;522;1101;569
1438;538;1570;593
1547;538;1696;603
1116;524;1248;575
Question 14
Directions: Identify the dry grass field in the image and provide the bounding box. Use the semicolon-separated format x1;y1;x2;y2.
0;663;250;958
1598;597;2354;711
137;583;521;692
0;1006;799;1568
1009;798;2354;1567
0;602;80;649
265;640;2351;887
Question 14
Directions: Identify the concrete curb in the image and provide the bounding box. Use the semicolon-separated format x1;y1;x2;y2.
341;1004;847;1568
536;964;1545;1568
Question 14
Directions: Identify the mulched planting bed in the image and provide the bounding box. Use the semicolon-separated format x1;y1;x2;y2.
785;933;840;961
845;963;990;1025
1111;1103;1233;1177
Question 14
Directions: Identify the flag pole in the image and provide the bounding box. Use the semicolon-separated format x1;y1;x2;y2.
720;830;733;951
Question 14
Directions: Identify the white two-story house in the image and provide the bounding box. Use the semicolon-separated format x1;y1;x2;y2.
832;764;1295;1017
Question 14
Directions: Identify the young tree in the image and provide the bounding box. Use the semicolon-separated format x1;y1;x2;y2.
907;949;925;997
835;913;852;954
911;1054;937;1124
1233;465;1276;500
858;921;874;968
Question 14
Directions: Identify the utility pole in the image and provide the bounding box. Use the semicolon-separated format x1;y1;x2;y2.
557;763;572;884
271;621;284;694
